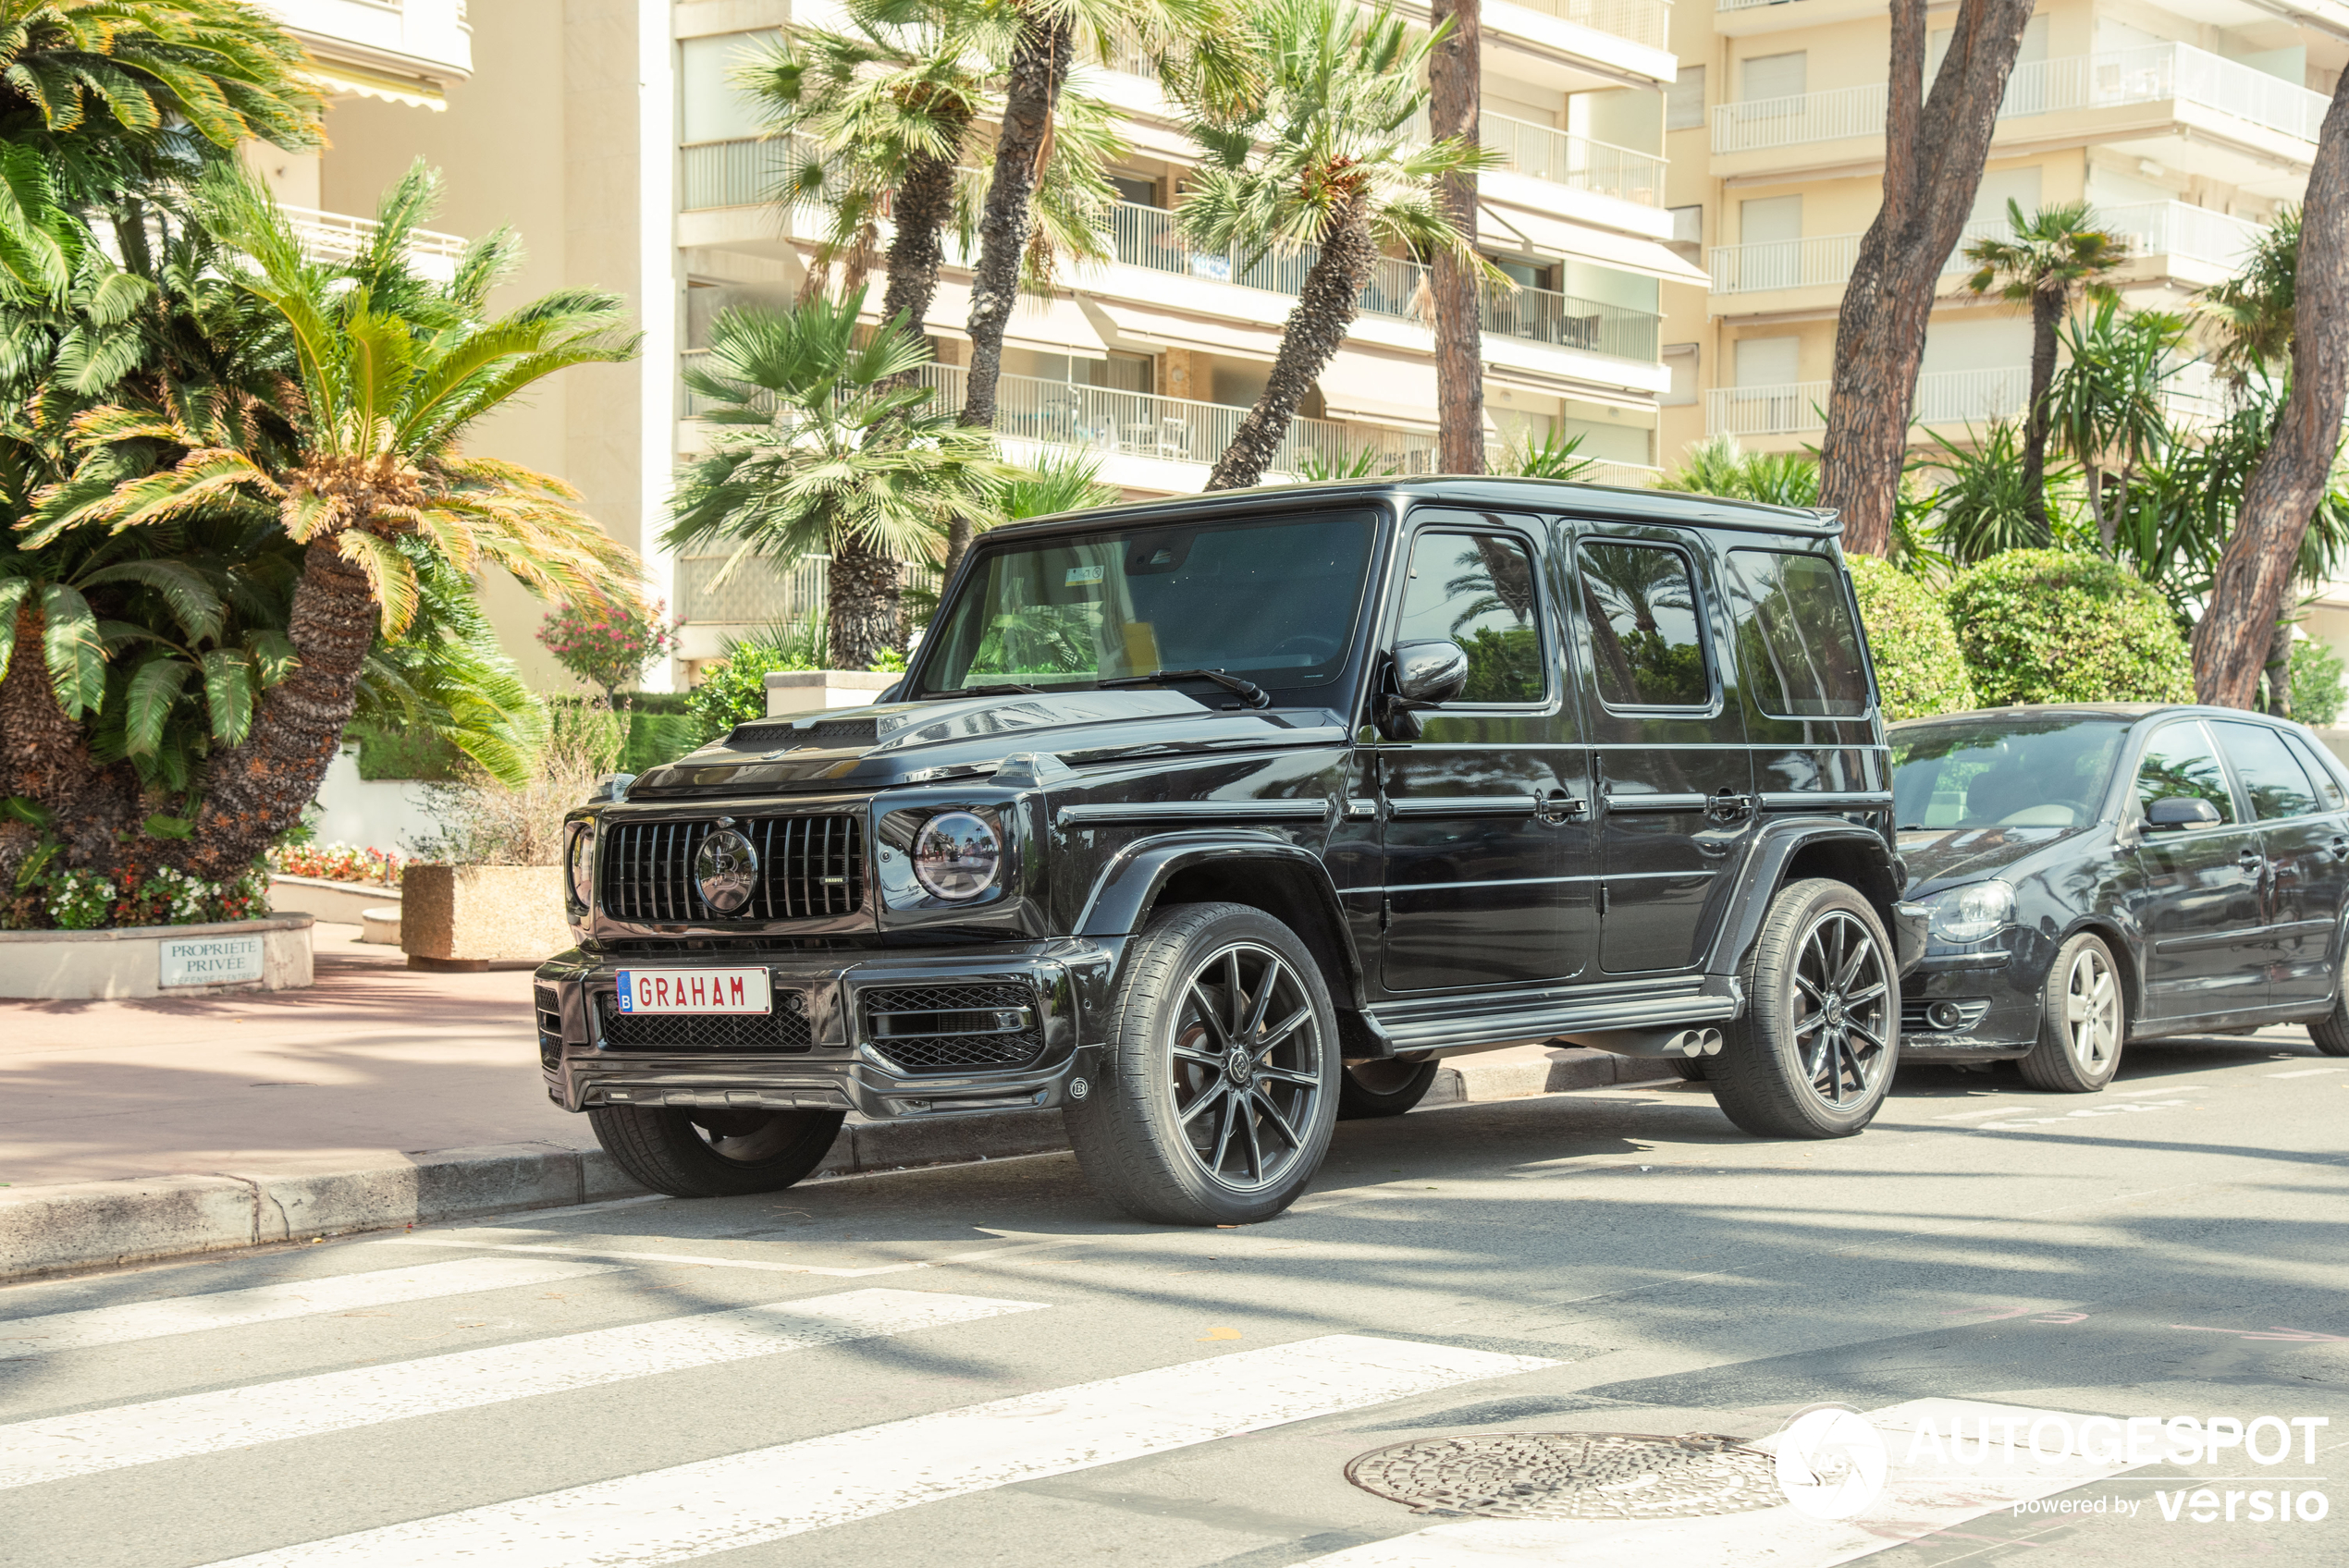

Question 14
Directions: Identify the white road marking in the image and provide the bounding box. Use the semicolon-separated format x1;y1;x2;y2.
194;1335;1556;1567
2111;1085;2195;1096
1932;1104;2026;1120
1299;1397;2138;1566
379;1233;1104;1276
0;1257;622;1362
0;1288;1041;1490
2267;1067;2345;1079
1976;1099;2190;1130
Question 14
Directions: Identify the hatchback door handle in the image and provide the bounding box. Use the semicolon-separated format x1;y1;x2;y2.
2331;836;2347;861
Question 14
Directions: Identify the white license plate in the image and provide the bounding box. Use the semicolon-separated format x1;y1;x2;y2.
614;968;772;1015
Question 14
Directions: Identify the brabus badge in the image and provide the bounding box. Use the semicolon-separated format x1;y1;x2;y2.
695;827;759;913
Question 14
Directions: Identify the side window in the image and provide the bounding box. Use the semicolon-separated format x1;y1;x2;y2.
2285;731;2349;812
2214;721;2321;821
1727;549;1870;717
1577;540;1710;709
1396;531;1544;704
2134;724;2237;826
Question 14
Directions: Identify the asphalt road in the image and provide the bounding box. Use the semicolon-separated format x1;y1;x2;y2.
3;1029;2344;1568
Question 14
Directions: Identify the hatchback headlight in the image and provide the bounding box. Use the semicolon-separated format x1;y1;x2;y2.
912;811;1002;901
1925;879;2013;943
566;823;596;912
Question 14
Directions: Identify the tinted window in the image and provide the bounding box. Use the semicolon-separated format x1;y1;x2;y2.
1892;717;2127;829
1579;541;1709;708
1728;550;1869;717
2215;721;2322;820
2285;731;2348;812
2134;723;2237;826
1396;532;1543;704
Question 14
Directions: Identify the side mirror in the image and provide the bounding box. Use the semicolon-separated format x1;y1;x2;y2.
2146;795;2221;831
588;772;636;804
1395;640;1470;704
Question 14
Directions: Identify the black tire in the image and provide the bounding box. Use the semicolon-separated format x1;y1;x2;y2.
1338;1058;1441;1118
588;1105;845;1198
1064;901;1341;1225
1666;1056;1710;1082
2018;932;2125;1091
2309;944;2349;1056
1710;878;1899;1139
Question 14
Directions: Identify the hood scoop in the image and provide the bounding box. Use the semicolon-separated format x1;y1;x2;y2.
729;716;880;751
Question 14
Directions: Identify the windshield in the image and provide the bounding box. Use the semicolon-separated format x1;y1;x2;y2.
916;509;1379;700
1891;717;2130;830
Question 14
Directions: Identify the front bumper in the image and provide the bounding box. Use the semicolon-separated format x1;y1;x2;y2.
534;938;1125;1121
1899;941;2043;1060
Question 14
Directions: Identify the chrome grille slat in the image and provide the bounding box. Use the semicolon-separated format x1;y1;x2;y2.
598;815;865;923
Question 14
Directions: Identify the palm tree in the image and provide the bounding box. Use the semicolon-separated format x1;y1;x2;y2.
2047;300;2187;550
1656;434;1819;508
28;161;644;879
1961;200;2129;540
1174;0;1494;490
0;0;322;299
669;288;1016;669
2196;208;2299;389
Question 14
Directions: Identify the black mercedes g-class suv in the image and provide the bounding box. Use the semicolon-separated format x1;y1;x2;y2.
538;478;1925;1224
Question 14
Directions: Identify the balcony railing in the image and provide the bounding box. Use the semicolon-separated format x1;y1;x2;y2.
680;353;1439;479
1496;0;1672;51
284;205;466;273
1110;201;1661;361
1707;366;2030;437
1482;114;1666;206
675;551;941;629
1711;201;2267;297
1713;43;2329;155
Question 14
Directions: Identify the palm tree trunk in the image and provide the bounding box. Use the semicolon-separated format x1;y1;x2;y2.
1817;0;2038;556
1430;0;1483;476
2021;285;2061;542
1207;200;1377;491
183;538;378;881
0;607;147;880
959;13;1071;435
2192;66;2349;708
829;536;902;671
879;137;965;357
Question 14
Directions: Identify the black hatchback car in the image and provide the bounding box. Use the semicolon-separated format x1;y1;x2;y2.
1892;704;2349;1088
543;478;1926;1225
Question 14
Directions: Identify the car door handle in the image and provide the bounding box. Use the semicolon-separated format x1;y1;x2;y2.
1534;790;1586;825
1705;790;1755;824
2331;836;2346;861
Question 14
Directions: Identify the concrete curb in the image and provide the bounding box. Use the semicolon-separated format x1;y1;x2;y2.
0;1047;1671;1281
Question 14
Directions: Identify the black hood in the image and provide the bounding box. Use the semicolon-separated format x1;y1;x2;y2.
627;689;1348;798
1898;826;2081;897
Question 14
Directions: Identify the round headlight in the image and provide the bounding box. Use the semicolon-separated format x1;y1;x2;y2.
567;825;596;910
912;811;1002;901
1926;879;2013;944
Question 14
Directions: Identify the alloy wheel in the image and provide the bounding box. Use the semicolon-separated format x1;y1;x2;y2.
1167;942;1324;1193
2062;945;2121;1072
1789;910;1889;1108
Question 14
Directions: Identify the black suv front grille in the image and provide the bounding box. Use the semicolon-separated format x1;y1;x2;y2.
861;983;1042;1075
601;815;865;923
596;990;814;1052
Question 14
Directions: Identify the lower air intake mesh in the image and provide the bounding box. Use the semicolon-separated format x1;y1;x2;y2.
860;983;1042;1074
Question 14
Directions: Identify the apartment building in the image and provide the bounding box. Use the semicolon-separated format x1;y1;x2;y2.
1662;0;2345;459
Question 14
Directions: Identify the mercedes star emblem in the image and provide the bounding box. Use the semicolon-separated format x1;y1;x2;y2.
695;827;759;913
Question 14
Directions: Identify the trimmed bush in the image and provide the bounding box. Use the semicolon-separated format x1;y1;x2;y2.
1846;557;1976;721
1946;549;2194;706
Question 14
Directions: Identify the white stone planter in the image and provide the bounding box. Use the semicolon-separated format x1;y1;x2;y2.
267;874;402;927
764;669;897;716
0;916;315;1000
399;864;569;970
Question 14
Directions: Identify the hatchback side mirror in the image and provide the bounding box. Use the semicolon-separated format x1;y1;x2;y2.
2146;795;2221;831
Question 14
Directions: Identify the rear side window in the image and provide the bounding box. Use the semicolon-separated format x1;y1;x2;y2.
1727;550;1869;717
2284;730;2349;812
1396;531;1544;704
1577;540;1710;708
2214;721;2322;820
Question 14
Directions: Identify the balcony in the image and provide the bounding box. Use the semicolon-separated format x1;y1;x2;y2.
1707;366;2030;438
1713;43;2327;182
286;205;466;281
1482;115;1666;208
1707;201;2266;301
1494;0;1672;52
262;0;472;100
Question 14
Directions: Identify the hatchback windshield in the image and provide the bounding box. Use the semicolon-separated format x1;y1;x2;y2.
916;509;1378;699
1891;717;2131;829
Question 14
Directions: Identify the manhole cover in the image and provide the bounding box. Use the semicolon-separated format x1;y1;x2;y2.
1345;1431;1782;1520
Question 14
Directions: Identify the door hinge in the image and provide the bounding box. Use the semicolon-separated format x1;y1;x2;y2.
1380;895;1392;934
1597;882;1609;917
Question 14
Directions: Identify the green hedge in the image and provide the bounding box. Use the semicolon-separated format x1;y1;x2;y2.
1946;549;2194;707
1846;556;1976;721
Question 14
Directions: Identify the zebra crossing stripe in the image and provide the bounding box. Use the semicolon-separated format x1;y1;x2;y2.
0;1287;1043;1491
0;1257;623;1362
194;1335;1558;1568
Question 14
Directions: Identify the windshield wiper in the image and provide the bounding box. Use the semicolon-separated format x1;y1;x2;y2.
932;682;1050;698
1097;668;1271;709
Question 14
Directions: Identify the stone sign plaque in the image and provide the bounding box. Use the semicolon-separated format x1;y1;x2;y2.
160;934;264;987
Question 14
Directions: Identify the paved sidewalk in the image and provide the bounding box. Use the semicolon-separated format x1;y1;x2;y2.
1;925;1667;1279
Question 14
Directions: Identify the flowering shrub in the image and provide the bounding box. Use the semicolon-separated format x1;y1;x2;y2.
538;596;679;705
271;843;406;887
47;871;117;931
20;863;269;931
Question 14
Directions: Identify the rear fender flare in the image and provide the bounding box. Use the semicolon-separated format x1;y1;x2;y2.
1704;822;1903;982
